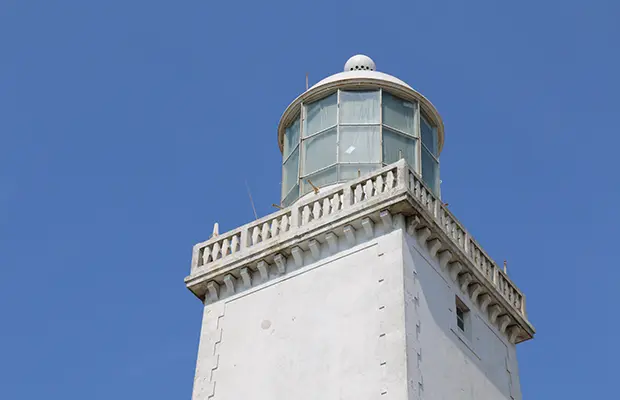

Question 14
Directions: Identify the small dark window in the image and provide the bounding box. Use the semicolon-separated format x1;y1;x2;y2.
455;296;469;333
456;307;465;331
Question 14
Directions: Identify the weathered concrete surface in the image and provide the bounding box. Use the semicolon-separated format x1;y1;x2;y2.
404;232;522;399
192;222;522;399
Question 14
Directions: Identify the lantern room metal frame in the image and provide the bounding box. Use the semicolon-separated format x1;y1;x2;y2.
278;72;445;206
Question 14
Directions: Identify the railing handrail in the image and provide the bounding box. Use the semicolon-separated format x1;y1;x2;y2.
403;165;525;313
192;161;406;251
405;165;524;295
190;160;526;317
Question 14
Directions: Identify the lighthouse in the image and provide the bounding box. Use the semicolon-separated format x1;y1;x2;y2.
185;55;535;400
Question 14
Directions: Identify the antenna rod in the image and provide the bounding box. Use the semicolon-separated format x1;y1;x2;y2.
305;73;309;90
245;181;259;220
306;179;319;194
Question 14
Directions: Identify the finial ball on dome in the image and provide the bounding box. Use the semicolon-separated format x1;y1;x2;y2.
344;54;376;72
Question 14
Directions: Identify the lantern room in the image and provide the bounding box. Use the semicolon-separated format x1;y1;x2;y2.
278;55;445;206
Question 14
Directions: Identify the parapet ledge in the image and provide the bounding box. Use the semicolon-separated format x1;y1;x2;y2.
185;160;535;343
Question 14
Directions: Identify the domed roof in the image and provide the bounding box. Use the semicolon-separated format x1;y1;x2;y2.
311;70;413;91
344;54;376;71
278;55;444;155
311;54;412;90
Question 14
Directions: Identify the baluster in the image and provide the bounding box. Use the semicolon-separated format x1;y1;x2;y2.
386;170;395;189
312;201;322;220
270;218;279;238
354;184;363;203
251;226;261;245
221;238;230;257
427;192;433;213
212;242;221;260
323;197;331;216
376;174;385;193
230;235;239;254
201;246;211;265
440;209;447;232
328;194;336;214
291;203;301;228
261;222;270;241
364;179;374;199
302;204;312;224
280;213;290;233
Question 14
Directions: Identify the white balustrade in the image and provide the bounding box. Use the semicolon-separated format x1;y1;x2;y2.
350;167;398;205
405;165;525;316
298;189;344;227
191;160;526;318
197;230;242;267
246;210;292;247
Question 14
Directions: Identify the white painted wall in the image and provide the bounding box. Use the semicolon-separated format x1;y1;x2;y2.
404;233;521;400
192;223;521;400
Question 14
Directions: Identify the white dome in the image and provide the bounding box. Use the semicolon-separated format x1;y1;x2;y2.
310;70;413;90
344;54;376;71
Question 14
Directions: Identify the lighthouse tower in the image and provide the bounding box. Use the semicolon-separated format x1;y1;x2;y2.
185;55;535;400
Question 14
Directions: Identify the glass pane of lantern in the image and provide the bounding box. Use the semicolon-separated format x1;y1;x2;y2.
340;90;380;124
339;164;379;181
282;184;299;207
382;92;415;135
382;128;417;169
339;125;381;163
421;115;438;156
283;117;300;159
301;165;338;194
302;128;337;175
282;147;299;197
304;93;337;137
422;145;439;194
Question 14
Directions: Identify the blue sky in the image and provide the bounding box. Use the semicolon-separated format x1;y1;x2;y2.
1;0;618;398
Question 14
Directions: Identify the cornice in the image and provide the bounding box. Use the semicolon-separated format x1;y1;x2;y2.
186;160;535;344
